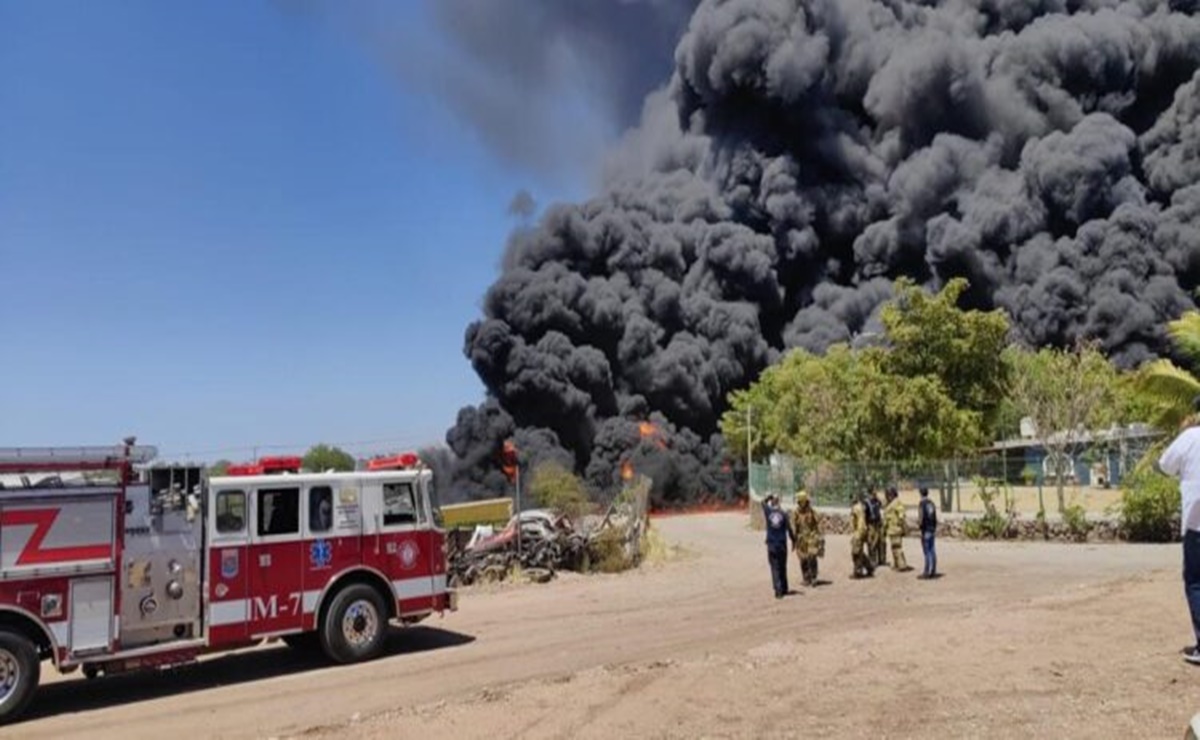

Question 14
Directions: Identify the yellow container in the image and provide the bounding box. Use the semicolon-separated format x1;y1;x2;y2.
440;497;513;529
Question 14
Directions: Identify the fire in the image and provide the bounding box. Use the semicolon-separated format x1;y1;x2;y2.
637;421;668;450
621;460;634;481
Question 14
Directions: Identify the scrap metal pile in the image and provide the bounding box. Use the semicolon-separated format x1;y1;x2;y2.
447;475;651;587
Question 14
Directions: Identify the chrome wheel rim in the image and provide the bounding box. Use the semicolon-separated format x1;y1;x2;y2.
0;649;19;706
341;599;379;648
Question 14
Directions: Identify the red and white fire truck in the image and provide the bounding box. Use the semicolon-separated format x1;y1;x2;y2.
0;440;456;723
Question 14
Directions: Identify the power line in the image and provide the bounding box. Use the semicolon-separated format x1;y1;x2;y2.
159;434;439;461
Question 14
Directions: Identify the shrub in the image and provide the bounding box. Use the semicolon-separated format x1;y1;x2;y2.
528;462;592;521
1061;503;1092;542
588;527;635;573
1119;467;1180;543
963;477;1016;539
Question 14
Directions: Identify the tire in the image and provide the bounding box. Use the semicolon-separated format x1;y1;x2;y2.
281;633;319;652
0;630;39;724
319;584;388;664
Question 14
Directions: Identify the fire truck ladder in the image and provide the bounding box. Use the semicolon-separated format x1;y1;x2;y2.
0;443;158;475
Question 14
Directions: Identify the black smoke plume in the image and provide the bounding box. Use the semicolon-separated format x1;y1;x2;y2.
443;0;1200;504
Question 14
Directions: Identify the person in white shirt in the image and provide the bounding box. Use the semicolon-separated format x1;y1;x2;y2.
1157;411;1200;665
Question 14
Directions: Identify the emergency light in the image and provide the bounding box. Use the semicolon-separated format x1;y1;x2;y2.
366;452;421;471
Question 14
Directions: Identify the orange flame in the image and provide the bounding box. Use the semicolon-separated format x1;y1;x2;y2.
637;421;668;450
621;461;634;481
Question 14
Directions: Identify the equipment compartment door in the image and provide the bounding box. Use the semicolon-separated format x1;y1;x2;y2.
69;576;113;655
248;486;305;636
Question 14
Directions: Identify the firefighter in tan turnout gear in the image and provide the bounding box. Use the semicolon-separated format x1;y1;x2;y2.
790;490;824;587
884;487;910;571
849;492;874;579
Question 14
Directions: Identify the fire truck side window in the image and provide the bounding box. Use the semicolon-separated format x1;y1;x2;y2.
309;486;333;533
257;487;300;537
216;490;246;533
382;482;418;526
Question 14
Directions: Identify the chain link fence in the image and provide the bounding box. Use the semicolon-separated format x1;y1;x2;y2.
749;434;1160;514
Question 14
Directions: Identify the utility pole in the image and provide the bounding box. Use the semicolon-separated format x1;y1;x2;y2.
746;405;753;499
514;462;523;557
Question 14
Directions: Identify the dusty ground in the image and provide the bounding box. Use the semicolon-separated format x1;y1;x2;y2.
5;513;1197;739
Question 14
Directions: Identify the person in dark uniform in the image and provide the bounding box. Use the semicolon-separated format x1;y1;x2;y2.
917;486;939;579
763;495;796;598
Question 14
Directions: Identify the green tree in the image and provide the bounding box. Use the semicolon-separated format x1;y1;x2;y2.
720;345;979;466
1006;343;1120;512
528;461;591;520
881;277;1011;435
1134;311;1200;431
302;444;356;472
207;459;231;476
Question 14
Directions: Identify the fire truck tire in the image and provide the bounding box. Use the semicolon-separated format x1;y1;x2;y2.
320;584;387;664
0;630;39;724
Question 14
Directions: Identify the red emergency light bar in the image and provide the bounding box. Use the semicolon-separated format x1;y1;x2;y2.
367;452;420;471
224;463;262;476
259;456;302;473
224;456;302;477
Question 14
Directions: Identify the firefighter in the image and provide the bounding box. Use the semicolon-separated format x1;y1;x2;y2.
884;487;910;571
866;489;885;566
849;492;874;579
790;490;824;587
762;495;796;598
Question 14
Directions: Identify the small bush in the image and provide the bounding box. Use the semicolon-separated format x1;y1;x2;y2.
1061;503;1092;542
1119;467;1180;542
589;527;635;573
528;462;592;521
963;477;1015;539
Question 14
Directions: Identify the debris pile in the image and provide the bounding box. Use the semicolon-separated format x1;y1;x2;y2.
447;475;652;586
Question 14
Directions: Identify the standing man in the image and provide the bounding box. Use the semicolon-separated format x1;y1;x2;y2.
850;492;874;579
884;488;910;572
871;489;888;566
762;495;796;599
790;490;824;587
1157;408;1200;665
917;486;938;579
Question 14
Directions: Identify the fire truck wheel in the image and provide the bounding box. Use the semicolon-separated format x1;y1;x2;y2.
0;630;39;724
320;584;387;664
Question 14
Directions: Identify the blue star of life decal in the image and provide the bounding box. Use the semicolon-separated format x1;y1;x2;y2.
310;539;332;569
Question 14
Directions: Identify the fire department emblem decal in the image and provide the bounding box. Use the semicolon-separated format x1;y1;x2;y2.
220;549;239;579
399;541;418;570
310;539;332;570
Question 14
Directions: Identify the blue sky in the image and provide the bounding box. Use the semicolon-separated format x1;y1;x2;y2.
0;2;588;461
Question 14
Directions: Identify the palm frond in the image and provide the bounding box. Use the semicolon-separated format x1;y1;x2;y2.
1168;312;1200;367
1134;359;1200;430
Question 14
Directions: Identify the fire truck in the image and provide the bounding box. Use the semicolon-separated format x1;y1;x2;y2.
0;440;456;724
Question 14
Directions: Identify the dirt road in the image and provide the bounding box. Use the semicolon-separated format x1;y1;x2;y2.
5;513;1197;739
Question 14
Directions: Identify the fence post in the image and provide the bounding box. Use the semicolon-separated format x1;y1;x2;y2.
953;458;961;513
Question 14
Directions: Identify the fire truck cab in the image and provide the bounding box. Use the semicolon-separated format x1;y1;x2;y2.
0;442;456;724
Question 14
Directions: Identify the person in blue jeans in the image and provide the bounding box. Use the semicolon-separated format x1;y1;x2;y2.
1157;413;1200;666
917;486;938;579
762;495;796;598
